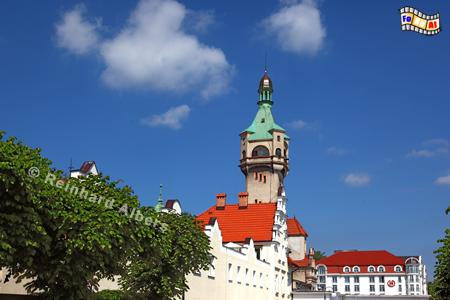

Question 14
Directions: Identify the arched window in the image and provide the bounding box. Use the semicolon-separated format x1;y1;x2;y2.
317;266;326;275
275;148;282;158
252;146;269;157
395;265;403;272
343;266;350;273
353;266;360;273
378;266;385;272
368;266;375;272
242;150;246;159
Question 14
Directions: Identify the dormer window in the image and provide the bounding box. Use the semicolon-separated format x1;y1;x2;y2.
353;266;360;273
378;266;385;272
343;266;350;273
368;266;375;272
395;265;403;272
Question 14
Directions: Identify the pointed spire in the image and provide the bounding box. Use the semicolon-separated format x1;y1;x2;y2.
155;184;164;212
258;69;273;105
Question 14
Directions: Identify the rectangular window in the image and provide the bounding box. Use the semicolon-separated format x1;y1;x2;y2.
260;273;263;287
354;276;359;283
399;276;402;283
345;276;350;283
416;284;419;292
345;285;350;292
263;175;266;183
319;276;325;283
237;266;241;283
208;257;216;278
355;285;360;293
227;263;233;281
245;268;249;285
332;276;337;283
369;276;375;283
370;285;375;292
380;285;385;292
253;270;256;286
399;284;402;292
332;285;337;292
410;284;415;292
379;276;385;283
410;275;414;282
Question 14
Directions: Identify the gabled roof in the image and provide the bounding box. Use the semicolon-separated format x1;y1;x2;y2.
196;203;277;243
287;217;308;237
317;250;405;274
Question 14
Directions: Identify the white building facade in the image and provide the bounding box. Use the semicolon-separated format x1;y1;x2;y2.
316;250;428;297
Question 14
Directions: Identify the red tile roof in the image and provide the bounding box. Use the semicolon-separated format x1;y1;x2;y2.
287;217;308;237
289;257;310;268
196;203;276;243
80;161;95;173
317;250;405;274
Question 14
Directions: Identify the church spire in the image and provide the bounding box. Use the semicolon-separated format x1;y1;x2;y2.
155;184;164;212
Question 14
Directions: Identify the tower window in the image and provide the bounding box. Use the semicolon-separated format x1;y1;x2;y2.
275;148;282;158
242;150;246;159
263;176;266;183
252;146;269;157
277;135;281;142
261;118;265;123
259;174;262;182
284;149;287;157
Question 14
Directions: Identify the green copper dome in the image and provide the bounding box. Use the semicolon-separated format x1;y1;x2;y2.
244;71;289;141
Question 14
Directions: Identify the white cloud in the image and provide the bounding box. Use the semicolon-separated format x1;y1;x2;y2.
262;0;326;55
423;138;449;147
55;0;232;99
141;104;190;130
55;4;100;55
343;172;371;187
287;119;319;131
435;174;450;186
327;146;349;156
406;138;449;158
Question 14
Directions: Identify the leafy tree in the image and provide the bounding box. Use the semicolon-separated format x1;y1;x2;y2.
120;210;211;300
431;206;450;300
0;132;211;300
314;250;326;261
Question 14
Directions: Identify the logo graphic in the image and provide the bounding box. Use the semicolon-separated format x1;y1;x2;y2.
400;7;441;35
387;280;396;288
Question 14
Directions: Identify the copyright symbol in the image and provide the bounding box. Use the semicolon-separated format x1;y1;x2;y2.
28;167;40;178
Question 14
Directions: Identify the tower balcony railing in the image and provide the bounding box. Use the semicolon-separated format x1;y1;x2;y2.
240;155;289;165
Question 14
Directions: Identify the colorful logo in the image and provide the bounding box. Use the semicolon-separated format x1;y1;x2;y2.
400;7;440;35
387;280;396;287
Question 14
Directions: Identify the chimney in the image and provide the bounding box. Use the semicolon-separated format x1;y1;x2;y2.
238;192;249;208
216;193;226;209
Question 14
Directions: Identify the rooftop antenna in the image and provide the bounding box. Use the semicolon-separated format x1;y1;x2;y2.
264;52;267;72
68;158;74;177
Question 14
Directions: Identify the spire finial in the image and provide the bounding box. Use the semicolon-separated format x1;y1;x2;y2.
155;184;164;212
264;52;267;72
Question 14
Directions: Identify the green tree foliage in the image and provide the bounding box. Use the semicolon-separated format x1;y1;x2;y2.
314;250;326;261
120;211;211;299
431;206;450;300
0;132;211;300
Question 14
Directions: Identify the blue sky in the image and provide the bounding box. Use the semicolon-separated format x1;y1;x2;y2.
1;0;449;279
